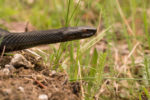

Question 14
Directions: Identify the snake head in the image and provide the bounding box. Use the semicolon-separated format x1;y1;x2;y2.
62;26;97;41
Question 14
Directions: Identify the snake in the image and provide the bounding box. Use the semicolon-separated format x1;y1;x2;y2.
0;26;96;52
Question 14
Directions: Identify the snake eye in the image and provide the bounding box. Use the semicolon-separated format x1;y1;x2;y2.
82;29;88;33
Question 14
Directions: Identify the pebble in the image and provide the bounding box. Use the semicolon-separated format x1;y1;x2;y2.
5;64;15;71
2;68;10;75
18;86;25;92
3;89;12;95
38;94;48;100
10;54;34;68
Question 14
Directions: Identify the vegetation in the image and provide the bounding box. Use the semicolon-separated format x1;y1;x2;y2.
0;0;150;99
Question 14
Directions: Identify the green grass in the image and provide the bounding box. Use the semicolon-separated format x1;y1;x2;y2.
0;0;150;99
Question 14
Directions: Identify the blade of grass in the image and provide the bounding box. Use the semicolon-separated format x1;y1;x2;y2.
96;52;107;85
89;48;98;77
65;0;72;26
70;77;150;81
115;0;134;35
143;4;150;48
144;57;150;84
68;0;81;24
142;87;150;99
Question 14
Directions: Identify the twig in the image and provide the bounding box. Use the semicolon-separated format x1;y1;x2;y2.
97;11;102;33
78;60;85;100
25;21;29;32
94;80;110;100
115;0;134;35
0;46;6;61
118;42;140;77
32;77;47;89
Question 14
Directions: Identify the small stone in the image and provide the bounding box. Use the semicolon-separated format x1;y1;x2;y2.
10;54;34;68
2;68;10;75
38;94;48;100
36;75;44;80
51;70;56;75
3;89;12;95
18;86;24;92
5;64;15;71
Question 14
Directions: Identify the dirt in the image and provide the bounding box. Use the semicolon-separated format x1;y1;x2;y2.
0;51;81;100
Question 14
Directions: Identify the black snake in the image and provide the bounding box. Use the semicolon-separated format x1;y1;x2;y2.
0;26;96;52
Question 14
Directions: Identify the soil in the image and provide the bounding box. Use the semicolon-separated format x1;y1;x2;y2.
0;51;81;100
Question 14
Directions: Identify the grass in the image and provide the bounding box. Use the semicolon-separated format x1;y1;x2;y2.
0;0;150;99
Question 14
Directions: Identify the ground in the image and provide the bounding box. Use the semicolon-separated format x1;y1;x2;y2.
0;51;81;100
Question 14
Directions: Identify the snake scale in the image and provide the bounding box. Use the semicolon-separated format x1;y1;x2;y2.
0;26;96;52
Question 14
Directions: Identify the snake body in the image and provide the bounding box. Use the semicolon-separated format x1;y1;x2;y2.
0;26;96;52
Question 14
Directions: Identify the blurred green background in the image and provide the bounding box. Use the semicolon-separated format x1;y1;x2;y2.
0;0;150;100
